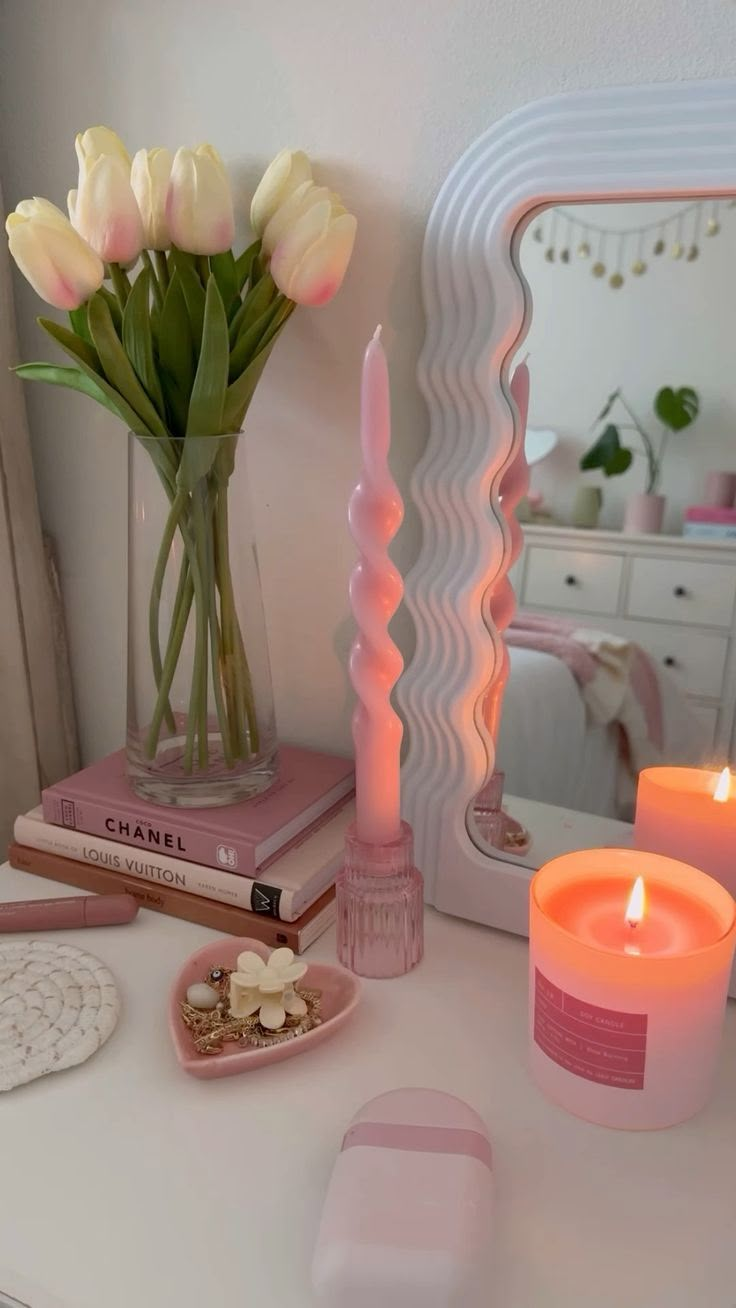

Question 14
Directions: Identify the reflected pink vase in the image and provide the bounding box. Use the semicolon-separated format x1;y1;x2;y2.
704;471;736;508
623;492;665;535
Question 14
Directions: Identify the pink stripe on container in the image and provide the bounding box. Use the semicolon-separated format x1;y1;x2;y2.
341;1122;493;1170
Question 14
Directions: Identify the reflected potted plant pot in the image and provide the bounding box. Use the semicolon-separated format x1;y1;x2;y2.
572;484;602;529
623;491;666;535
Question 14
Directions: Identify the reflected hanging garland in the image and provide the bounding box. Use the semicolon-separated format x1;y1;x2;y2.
530;199;734;289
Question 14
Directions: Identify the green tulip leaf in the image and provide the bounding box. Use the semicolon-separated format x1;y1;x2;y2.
210;251;239;320
177;432;228;491
169;247;198;275
68;305;92;346
212;432;239;485
159;270;195;437
259;298;295;353
654;385;699;432
14;363;128;421
186;276;229;436
149;297;161;346
228;272;277;348
35;321;163;441
235;240;261;291
249;252;265;287
228;294;287;381
38;317;101;374
222;334;278;432
96;287;123;335
176;277;230;490
173;260;206;353
88;292;169;441
122;269;165;416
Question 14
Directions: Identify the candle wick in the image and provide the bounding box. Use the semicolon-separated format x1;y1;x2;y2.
372;324;382;342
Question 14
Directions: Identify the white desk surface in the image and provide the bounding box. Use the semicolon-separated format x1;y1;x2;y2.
1;862;735;1308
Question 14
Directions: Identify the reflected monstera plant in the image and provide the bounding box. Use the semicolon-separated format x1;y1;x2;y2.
580;385;700;494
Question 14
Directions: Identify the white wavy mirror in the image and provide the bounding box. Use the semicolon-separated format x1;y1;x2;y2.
399;78;736;936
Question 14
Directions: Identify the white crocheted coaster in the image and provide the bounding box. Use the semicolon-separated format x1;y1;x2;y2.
0;940;119;1092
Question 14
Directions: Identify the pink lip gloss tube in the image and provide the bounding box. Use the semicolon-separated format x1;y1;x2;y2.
0;893;139;932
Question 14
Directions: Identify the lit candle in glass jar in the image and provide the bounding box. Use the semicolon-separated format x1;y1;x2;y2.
529;848;735;1129
634;766;736;895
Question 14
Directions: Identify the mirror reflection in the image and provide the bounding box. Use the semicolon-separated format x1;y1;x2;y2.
471;199;736;865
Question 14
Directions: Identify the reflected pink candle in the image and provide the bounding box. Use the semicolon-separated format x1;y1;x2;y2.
348;327;404;845
634;766;736;895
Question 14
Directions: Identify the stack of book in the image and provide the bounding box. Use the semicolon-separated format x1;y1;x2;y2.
683;506;736;540
10;747;355;953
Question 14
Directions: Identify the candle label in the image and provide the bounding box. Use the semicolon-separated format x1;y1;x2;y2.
534;970;648;1090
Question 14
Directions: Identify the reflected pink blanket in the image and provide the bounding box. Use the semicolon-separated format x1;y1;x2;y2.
506;612;663;754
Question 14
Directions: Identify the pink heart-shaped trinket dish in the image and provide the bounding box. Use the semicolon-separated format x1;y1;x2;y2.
169;936;361;1079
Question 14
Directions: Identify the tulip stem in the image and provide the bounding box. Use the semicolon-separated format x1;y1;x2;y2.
142;458;261;772
141;251;163;311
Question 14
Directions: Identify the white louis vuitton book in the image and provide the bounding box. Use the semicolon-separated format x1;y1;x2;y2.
15;800;354;924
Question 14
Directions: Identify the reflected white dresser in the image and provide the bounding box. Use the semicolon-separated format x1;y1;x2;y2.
511;524;736;761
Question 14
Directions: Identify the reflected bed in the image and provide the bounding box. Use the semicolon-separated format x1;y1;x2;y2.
496;645;710;820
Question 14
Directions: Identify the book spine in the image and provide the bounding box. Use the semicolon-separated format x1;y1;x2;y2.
683;523;736;539
13;815;299;921
8;844;306;951
41;789;259;876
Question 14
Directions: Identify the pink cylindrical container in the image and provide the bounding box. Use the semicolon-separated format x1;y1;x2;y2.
623;492;666;534
529;849;735;1130
704;470;736;508
312;1089;493;1307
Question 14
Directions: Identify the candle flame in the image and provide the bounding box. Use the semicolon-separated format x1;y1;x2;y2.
372;324;382;342
625;876;646;929
714;767;731;804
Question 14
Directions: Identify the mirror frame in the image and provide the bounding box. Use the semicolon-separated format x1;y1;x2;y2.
398;77;736;935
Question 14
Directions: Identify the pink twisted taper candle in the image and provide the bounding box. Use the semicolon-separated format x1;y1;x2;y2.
337;326;423;977
348;325;404;846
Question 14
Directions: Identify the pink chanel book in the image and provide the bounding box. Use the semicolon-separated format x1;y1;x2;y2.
42;747;355;878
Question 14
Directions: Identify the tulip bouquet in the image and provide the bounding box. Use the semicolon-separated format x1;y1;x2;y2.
6;128;356;802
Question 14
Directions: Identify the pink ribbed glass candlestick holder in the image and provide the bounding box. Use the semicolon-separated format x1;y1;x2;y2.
337;821;424;978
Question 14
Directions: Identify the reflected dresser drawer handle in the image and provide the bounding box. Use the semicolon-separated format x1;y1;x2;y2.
673;585;688;597
663;656;677;668
564;575;578;586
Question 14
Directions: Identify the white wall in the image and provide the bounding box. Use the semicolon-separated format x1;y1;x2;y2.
1;0;735;764
521;201;736;532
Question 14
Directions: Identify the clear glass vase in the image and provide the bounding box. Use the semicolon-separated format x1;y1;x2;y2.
126;431;278;807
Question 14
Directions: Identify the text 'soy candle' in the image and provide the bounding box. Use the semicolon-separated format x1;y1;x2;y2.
634;766;736;895
529;848;735;1129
